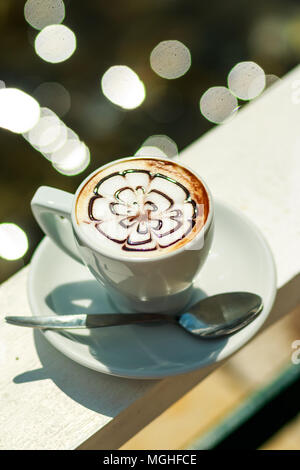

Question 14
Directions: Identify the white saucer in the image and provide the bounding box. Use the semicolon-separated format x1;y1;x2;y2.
28;199;276;380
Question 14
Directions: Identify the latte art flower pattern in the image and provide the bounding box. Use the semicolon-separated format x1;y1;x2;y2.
87;169;198;252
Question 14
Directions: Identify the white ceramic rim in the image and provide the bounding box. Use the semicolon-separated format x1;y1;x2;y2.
71;156;214;263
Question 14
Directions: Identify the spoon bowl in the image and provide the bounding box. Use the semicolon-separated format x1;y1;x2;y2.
179;292;263;338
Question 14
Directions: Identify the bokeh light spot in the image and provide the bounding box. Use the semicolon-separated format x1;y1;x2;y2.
200;86;238;124
51;140;90;175
101;66;145;110
41;122;68;155
24;108;61;148
150;40;191;79
135;135;178;159
23;108;69;158
34;24;76;63
24;0;65;30
227;61;266;100
0;88;40;133
0;224;29;261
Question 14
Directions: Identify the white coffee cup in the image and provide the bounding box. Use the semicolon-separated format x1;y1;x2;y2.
31;156;214;314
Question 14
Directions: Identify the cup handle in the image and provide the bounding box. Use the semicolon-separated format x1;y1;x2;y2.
31;186;83;264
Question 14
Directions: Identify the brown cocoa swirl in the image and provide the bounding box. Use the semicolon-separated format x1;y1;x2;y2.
75;158;209;256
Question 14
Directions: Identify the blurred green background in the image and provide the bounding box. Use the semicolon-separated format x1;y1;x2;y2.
0;0;299;282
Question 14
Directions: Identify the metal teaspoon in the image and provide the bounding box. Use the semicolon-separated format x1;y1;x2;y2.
5;292;263;339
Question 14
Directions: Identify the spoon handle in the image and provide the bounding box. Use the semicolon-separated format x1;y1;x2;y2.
5;312;175;329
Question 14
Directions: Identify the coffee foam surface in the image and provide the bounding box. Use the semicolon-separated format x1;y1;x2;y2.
75;158;209;257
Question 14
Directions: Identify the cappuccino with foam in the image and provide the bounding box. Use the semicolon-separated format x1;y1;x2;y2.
75;158;209;257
